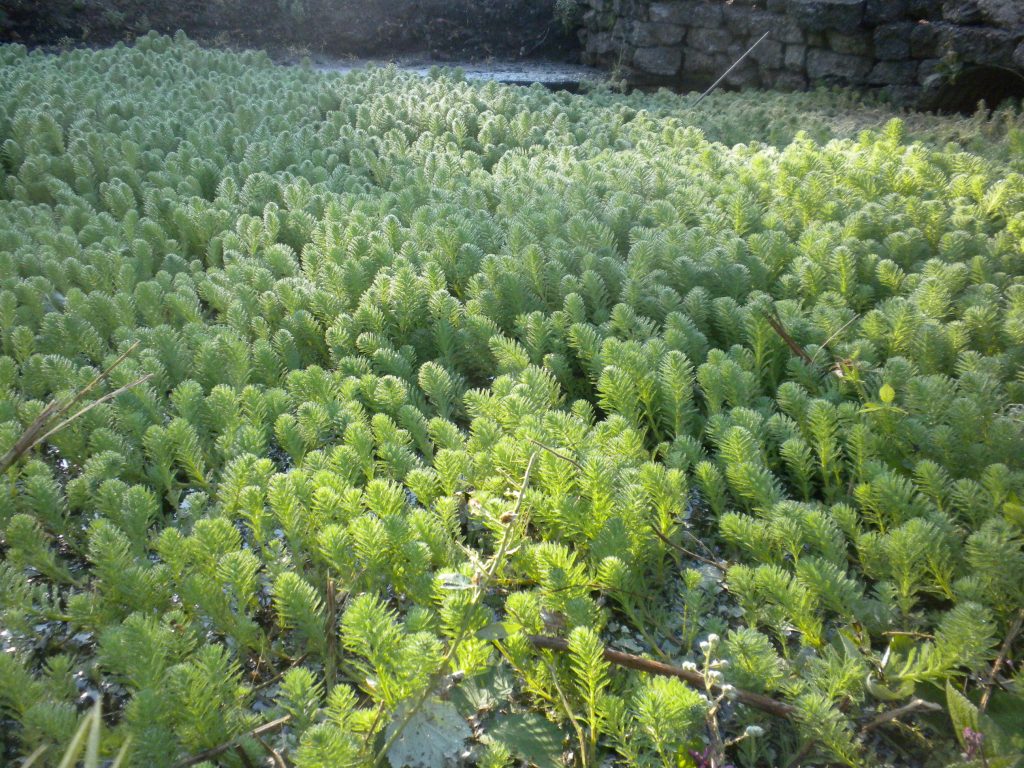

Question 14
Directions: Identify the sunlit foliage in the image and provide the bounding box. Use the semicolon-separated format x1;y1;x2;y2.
1;32;1023;768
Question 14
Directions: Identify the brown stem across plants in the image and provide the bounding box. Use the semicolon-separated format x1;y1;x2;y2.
526;635;795;719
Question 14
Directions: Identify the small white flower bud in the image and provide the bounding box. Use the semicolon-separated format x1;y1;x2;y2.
745;725;765;738
706;633;720;644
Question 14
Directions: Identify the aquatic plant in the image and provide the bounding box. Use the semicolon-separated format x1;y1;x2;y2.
1;31;1022;768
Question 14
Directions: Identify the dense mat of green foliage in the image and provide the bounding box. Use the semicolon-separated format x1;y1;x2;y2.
2;32;1023;768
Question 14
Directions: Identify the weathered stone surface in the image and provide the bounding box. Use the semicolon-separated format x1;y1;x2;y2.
784;43;808;68
806;47;873;78
724;60;762;86
864;0;908;24
723;6;777;34
684;49;731;72
648;0;688;24
946;26;1018;64
868;59;919;82
874;22;915;59
917;57;942;84
908;0;943;19
630;21;685;45
787;0;865;32
579;0;1022;103
978;0;1023;28
688;27;735;53
691;2;727;28
828;30;873;54
633;45;683;73
649;0;723;26
909;20;943;57
751;37;786;67
881;84;925;103
942;0;982;24
587;31;618;54
774;15;806;42
775;71;810;89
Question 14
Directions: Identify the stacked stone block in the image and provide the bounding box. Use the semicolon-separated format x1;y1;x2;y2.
579;0;1024;105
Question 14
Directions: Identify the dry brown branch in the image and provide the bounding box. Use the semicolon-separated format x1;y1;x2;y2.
763;310;813;365
526;635;795;719
325;575;338;694
233;744;256;768
171;715;291;768
647;522;729;572
254;734;289;768
980;608;1024;713
860;698;943;733
0;341;148;473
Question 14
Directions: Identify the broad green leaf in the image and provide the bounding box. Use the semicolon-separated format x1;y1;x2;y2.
484;712;564;768
386;698;471;768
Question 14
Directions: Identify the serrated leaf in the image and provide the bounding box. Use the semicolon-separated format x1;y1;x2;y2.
451;668;517;717
947;681;980;749
386;698;471;768
483;712;564;768
879;383;895;404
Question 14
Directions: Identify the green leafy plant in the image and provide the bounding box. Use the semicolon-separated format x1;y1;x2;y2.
0;32;1022;768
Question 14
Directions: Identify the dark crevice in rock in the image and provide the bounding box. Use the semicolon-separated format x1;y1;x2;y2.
922;64;1024;112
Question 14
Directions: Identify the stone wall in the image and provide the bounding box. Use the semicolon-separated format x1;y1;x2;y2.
579;0;1024;107
0;0;575;62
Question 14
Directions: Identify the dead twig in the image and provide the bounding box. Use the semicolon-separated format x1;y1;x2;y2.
648;522;729;573
0;341;149;473
861;698;943;734
233;744;257;768
763;310;813;365
980;608;1024;713
254;734;289;768
527;438;583;470
527;634;795;719
171;715;291;768
325;575;338;695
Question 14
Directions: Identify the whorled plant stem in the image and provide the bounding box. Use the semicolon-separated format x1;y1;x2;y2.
371;452;538;766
